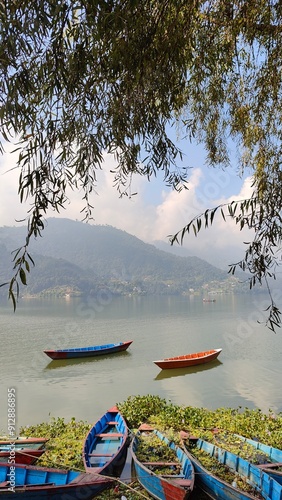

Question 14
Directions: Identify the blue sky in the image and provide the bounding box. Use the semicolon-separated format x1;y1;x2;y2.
0;137;253;270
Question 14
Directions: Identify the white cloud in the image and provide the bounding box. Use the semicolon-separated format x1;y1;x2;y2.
0;147;254;268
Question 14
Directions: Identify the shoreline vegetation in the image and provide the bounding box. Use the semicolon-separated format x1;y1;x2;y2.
17;395;282;499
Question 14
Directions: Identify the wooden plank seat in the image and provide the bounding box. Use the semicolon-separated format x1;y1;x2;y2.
142;462;180;467
106;421;118;425
95;433;123;438
169;478;193;488
162;474;185;479
257;462;282;469
88;453;113;457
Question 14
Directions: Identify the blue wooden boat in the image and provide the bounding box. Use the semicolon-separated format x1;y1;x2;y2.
180;432;282;500
83;406;129;477
44;340;133;360
130;425;194;500
233;434;282;485
0;462;114;499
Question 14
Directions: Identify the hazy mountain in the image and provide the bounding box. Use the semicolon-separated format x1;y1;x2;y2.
0;218;243;297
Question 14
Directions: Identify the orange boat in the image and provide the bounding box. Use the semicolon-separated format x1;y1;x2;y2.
153;348;222;370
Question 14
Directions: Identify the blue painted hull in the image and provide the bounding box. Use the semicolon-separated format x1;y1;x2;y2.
234;435;282;463
0;463;113;499
131;429;194;500
44;340;133;360
234;434;282;485
83;406;129;477
182;437;282;500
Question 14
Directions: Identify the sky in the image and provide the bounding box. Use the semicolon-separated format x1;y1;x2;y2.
0;138;254;270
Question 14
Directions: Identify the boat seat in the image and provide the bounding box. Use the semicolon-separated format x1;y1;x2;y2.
257;462;282;469
169;478;193;488
162;474;185;479
106;421;117;425
143;462;180;467
95;433;123;438
88;453;113;457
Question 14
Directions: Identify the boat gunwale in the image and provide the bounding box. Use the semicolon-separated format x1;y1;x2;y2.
153;348;222;365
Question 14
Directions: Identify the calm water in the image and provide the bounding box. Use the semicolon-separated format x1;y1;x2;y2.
0;293;281;435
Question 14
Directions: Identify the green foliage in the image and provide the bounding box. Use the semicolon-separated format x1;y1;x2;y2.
119;396;282;450
20;416;91;470
18;399;282;498
117;394;168;428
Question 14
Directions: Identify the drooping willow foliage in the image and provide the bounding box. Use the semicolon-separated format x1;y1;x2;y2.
0;1;282;330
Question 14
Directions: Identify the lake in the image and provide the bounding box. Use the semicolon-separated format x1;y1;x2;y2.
0;292;281;435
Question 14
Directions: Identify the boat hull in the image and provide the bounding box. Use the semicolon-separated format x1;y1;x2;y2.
0;449;45;465
234;434;282;485
182;436;282;500
44;340;133;360
154;349;222;369
131;428;194;500
0;463;113;500
83;406;129;477
0;438;48;449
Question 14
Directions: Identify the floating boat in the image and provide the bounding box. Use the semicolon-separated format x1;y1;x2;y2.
130;424;194;500
0;448;45;465
44;340;133;360
0;462;114;499
180;432;282;500
83;406;129;477
0;438;48;449
153;348;222;370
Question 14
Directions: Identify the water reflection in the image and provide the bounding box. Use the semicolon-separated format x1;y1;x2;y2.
154;359;223;380
44;351;131;370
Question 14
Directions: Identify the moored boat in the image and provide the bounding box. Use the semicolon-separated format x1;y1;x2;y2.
0;448;45;465
0;462;114;499
153;348;222;370
234;434;282;485
180;432;282;500
83;406;129;477
44;340;133;360
0;438;48;449
130;425;194;500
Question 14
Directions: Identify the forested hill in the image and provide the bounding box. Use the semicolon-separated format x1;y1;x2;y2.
0;218;241;297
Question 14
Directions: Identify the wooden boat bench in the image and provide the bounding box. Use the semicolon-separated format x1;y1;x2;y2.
88;453;114;457
257;462;282;469
106;421;118;425
169;478;193;488
143;461;180;467
162;474;185;479
95;433;123;438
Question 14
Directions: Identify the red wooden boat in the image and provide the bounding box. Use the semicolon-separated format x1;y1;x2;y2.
153;348;222;370
0;448;45;465
0;437;48;448
44;340;133;360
